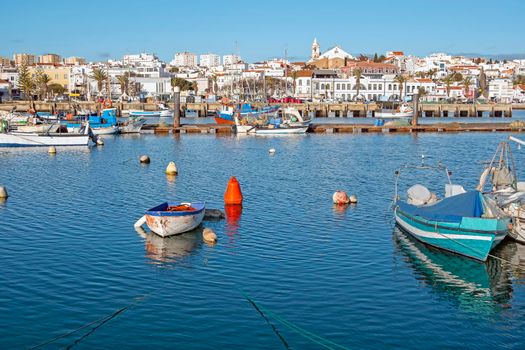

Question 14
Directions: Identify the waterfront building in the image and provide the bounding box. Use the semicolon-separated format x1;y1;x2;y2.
173;52;198;67
13;53;36;66
29;64;71;90
199;53;220;68
342;61;398;76
0;68;19;87
513;84;525;103
39;53;62;65
489;78;513;103
0;79;11;99
223;54;241;66
64;56;87;65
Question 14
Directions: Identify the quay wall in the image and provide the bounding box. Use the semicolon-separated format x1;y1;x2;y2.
0;101;516;118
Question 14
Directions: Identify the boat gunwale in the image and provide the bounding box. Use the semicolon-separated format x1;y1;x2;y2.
395;206;509;236
146;201;206;217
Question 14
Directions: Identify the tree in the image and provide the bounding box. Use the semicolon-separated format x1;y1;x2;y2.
169;67;179;73
91;67;108;97
417;86;427;98
18;63;35;101
442;74;454;97
35;70;51;100
462;76;473;98
452;72;463;82
170;77;194;91
49;83;66;95
394;75;406;100
116;74;129;96
353;68;362;99
513;75;525;85
357;54;368;62
426;68;438;80
373;53;379;62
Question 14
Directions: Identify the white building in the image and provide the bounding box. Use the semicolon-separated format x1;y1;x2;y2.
172;52;198;67
223;54;241;66
123;53;160;67
489;78;513;103
199;53;220;68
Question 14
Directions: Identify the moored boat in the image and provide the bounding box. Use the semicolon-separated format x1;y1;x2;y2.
119;117;146;133
393;163;510;261
0;121;92;147
376;103;413;119
141;202;206;237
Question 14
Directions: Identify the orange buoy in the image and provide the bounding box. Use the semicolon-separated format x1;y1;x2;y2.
224;176;243;205
332;190;350;205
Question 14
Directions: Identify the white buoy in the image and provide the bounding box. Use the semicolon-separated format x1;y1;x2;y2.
166;161;178;175
0;186;8;199
139;155;150;164
332;190;350;205
269;148;276;154
48;146;56;154
96;138;104;146
203;228;217;244
349;194;358;204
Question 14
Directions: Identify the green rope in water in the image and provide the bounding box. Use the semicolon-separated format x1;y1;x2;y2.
241;290;351;350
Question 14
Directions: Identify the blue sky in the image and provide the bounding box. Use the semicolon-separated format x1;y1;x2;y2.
1;0;524;62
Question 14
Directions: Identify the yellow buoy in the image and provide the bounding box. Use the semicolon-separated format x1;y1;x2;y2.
48;146;57;154
166;161;178;175
0;186;8;199
203;228;217;244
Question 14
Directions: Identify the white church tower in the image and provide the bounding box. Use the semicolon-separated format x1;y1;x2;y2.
311;38;320;61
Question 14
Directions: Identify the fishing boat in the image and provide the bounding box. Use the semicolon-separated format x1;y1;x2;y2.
118;116;146;134
234;107;309;134
393;162;510;261
136;201;206;237
0;120;92;147
478;139;525;244
376;103;413;119
65;108;119;135
215;103;279;125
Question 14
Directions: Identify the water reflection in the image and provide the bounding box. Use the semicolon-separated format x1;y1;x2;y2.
135;226;201;266
224;205;242;245
393;228;513;315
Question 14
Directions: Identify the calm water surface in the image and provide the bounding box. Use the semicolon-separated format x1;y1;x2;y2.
1;132;525;349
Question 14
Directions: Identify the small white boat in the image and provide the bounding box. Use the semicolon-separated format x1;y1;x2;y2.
139;202;206;237
0;123;92;147
119;117;146;134
376;103;413;119
67;125;119;135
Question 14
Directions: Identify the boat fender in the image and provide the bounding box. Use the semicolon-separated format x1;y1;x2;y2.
134;215;147;228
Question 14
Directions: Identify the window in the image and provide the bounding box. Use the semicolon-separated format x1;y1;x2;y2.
388;84;392;90
321;83;325;90
378;84;382;90
373;84;377;90
298;80;302;86
326;83;330;90
315;83;319;90
336;83;340;90
394;84;397;90
307;80;310;86
368;84;371;90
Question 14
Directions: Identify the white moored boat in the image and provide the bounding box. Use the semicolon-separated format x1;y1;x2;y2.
376;103;413;119
0;121;92;147
135;202;206;237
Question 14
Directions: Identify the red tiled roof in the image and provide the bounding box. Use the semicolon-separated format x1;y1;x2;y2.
295;70;313;77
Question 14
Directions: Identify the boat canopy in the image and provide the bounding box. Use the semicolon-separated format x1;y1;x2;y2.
398;191;484;223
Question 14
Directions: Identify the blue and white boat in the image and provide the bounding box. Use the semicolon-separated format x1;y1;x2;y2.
64;108;119;135
215;103;279;125
393;163;510;261
136;201;206;237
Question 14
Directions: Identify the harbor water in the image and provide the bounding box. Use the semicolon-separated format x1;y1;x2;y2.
1;132;525;349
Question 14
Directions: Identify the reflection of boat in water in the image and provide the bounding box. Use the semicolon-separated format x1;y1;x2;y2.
393;228;513;314
135;226;201;265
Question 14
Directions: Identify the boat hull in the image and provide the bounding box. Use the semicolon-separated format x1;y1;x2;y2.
145;202;206;237
255;126;308;135
0;132;90;147
67;125;119;135
375;112;412;118
394;207;508;261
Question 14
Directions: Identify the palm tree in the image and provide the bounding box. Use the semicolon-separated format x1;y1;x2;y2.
417;86;427;100
17;63;35;101
353;68;362;100
35;70;52;100
426;69;438;80
116;74;129;97
91;68;108;97
394;75;406;100
462;76;473;99
442;74;454;98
